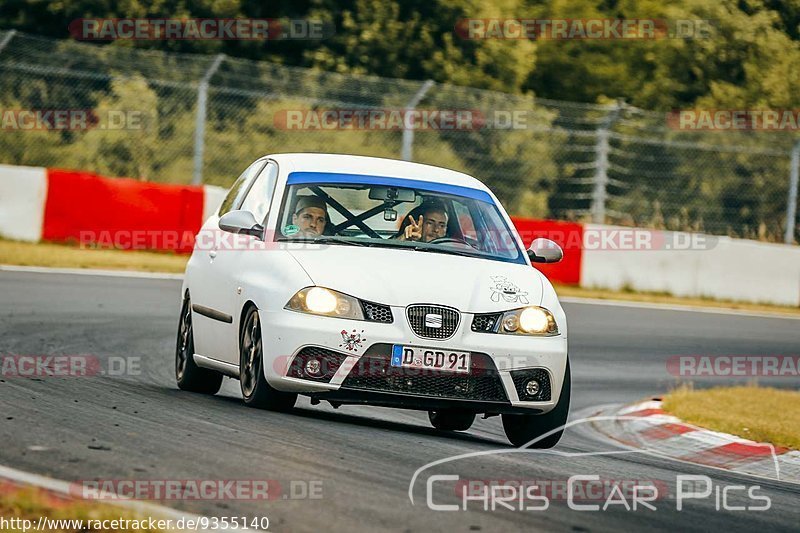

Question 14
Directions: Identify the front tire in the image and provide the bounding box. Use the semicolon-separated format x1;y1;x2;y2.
239;307;297;411
428;410;476;431
502;360;571;448
175;294;223;394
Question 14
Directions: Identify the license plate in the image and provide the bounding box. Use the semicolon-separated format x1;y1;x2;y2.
391;345;471;373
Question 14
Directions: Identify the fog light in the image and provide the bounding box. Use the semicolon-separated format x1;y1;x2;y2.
305;359;322;376
524;379;540;397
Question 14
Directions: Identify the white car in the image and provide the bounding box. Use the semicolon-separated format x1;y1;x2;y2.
176;153;570;447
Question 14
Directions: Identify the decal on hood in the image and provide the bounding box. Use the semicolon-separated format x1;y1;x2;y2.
490;275;529;305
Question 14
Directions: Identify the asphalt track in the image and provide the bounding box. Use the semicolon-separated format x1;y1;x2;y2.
1;269;798;532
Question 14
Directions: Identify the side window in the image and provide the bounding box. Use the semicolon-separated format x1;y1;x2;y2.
452;199;478;242
239;161;279;223
218;160;267;216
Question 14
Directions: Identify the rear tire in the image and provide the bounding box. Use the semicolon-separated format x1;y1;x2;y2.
239;306;297;411
502;359;571;448
175;294;223;394
428;409;475;431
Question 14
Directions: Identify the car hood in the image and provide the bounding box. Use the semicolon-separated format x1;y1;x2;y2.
286;244;544;312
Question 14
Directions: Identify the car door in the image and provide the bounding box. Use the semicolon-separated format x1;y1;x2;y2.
211;160;280;364
189;159;267;361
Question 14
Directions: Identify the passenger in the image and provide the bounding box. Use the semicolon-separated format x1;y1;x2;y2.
396;200;449;242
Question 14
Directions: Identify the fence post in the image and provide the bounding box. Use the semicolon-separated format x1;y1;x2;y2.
0;29;17;54
785;139;800;244
591;129;610;224
192;54;225;185
591;100;623;224
401;79;435;161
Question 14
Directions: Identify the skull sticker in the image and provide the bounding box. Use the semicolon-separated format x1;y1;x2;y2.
339;329;366;352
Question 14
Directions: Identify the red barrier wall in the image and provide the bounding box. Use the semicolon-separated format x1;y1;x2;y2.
511;217;583;285
42;169;204;253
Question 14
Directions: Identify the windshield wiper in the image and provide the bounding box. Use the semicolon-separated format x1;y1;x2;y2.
283;236;368;246
411;244;486;259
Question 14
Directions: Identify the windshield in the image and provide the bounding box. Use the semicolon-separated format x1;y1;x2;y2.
274;172;525;265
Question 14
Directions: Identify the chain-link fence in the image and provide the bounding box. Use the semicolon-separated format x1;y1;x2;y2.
0;30;798;243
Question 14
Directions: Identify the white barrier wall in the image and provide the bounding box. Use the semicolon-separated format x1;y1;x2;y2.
0;164;47;242
202;185;227;223
580;224;800;306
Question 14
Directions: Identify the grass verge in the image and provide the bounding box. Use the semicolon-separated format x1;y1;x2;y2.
0;239;187;273
1;238;798;316
0;483;164;532
662;385;800;450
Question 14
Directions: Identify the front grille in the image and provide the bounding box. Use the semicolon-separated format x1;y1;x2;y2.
341;346;508;402
406;304;460;339
361;301;393;323
472;313;501;332
510;368;552;401
287;346;348;383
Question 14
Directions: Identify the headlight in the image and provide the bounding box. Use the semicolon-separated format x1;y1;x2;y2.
499;306;558;336
305;287;338;313
519;307;550;333
285;287;365;320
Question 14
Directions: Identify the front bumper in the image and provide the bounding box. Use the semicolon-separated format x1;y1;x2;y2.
259;307;568;413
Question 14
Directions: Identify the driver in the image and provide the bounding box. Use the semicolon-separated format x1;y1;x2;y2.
292;195;329;237
396;200;449;242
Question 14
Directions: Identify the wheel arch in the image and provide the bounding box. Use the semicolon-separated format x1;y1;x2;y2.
238;300;259;345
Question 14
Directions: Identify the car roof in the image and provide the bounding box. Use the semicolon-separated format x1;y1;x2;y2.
267;153;491;193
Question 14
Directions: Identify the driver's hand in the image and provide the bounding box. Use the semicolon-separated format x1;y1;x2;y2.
404;215;423;241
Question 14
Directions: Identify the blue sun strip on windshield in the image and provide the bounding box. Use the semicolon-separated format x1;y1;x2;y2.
287;172;494;203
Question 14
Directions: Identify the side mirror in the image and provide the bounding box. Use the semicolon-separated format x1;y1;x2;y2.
527;238;563;264
218;210;264;239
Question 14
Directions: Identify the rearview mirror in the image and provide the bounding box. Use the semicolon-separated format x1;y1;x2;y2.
218;210;264;239
527;238;563;264
368;186;416;203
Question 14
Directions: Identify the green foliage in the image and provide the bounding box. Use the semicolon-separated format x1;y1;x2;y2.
524;0;800;109
1;0;798;105
0;0;798;240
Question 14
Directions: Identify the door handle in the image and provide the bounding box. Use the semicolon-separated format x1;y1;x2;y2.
209;250;217;259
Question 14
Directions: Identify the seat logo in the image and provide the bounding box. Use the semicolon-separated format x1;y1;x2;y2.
425;313;443;329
